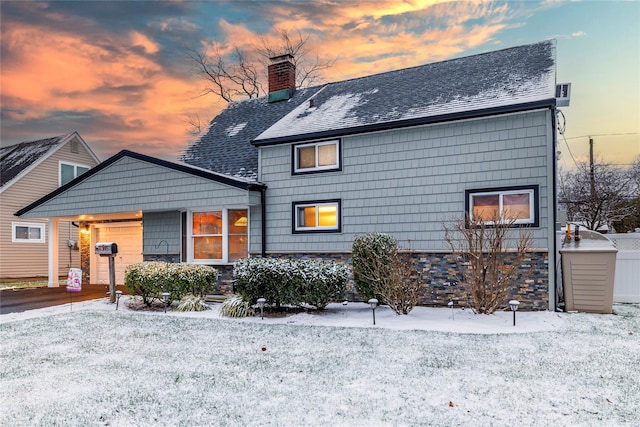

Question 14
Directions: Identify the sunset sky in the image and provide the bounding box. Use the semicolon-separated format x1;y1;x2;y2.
1;0;638;172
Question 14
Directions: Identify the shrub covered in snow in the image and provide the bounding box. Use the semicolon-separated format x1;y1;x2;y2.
124;262;218;306
352;232;398;301
352;232;423;315
233;257;349;309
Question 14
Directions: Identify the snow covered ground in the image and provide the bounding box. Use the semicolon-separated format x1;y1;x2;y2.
1;297;639;426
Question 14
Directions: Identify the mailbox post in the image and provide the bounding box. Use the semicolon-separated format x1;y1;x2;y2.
95;242;118;303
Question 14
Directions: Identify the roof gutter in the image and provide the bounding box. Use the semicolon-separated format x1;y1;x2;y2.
251;99;557;147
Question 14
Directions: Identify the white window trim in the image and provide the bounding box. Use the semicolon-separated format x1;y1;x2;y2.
293;140;340;173
293;200;341;233
12;222;46;243
59;161;90;186
468;188;536;225
187;208;249;264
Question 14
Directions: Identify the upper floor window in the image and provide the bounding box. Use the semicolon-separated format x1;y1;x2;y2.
190;209;248;263
60;162;90;186
466;186;538;226
12;222;46;243
293;140;340;174
293;200;341;233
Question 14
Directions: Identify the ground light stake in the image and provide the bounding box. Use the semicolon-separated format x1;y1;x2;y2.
448;301;454;320
115;290;122;310
257;298;266;320
509;300;520;326
368;298;378;325
162;292;170;313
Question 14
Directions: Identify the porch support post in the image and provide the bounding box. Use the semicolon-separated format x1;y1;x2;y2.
48;218;60;287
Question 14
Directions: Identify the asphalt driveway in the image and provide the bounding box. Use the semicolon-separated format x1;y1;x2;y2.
0;284;122;315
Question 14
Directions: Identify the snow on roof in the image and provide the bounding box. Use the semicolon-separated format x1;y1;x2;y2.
254;40;556;144
0;134;72;190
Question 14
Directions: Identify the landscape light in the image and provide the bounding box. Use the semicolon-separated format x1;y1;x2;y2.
162;292;170;313
257;298;266;320
115;290;123;310
509;300;520;326
448;301;454;320
368;298;378;325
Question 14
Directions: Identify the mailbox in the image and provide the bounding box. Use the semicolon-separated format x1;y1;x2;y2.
95;242;118;256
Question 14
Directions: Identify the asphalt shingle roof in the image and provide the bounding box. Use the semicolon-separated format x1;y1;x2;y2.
0;134;70;189
181;40;556;181
180;87;320;180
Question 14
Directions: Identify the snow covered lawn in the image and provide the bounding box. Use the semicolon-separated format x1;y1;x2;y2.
1;299;639;426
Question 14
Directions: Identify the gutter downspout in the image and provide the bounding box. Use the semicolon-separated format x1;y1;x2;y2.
261;188;266;257
551;106;559;312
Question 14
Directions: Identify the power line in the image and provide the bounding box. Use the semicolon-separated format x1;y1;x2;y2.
564;132;639;140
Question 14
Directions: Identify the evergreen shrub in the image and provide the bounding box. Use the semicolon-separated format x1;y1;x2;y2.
233;257;348;309
124;262;218;306
352;232;398;301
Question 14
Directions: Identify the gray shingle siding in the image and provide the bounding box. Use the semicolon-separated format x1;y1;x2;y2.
19;156;255;218
258;110;551;253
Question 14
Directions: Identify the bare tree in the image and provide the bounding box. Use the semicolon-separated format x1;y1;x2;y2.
188;45;263;102
255;28;334;89
188;28;333;103
559;158;639;232
443;216;533;314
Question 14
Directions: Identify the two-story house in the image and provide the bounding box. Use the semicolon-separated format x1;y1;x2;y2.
15;40;562;309
1;132;99;283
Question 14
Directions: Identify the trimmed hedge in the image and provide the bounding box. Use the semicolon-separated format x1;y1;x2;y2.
233;257;349;310
124;262;218;306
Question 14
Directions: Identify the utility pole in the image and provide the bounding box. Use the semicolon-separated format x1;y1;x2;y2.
589;136;595;198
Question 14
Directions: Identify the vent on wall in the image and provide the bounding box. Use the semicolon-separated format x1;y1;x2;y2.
556;83;571;107
70;138;79;153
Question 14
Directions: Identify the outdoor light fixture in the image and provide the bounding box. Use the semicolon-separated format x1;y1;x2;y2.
509;300;520;326
448;301;454;320
368;298;378;325
115;290;123;310
257;298;266;320
162;292;170;313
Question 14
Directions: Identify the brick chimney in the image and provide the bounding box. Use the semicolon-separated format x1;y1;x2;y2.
268;54;295;103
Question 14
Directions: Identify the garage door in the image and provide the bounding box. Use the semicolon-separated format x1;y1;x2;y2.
94;223;142;285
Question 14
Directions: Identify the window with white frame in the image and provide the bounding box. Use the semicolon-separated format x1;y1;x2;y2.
12;222;46;243
60;161;90;186
293;140;340;174
189;209;248;262
466;186;538;226
293;200;341;233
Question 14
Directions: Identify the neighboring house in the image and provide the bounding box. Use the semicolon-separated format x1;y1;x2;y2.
16;40;564;310
1;132;99;283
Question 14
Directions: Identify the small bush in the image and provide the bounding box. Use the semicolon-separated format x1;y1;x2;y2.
219;295;255;318
124;262;218;306
175;294;210;312
233;257;349;310
352;233;423;315
352;233;398;301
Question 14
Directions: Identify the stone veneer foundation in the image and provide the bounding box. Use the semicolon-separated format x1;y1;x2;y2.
255;251;549;311
80;248;548;311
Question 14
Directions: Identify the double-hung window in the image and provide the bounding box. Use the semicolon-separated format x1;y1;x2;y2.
293;200;341;233
60;161;90;186
466;186;538;226
189;209;248;263
12;222;46;243
293;140;340;174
